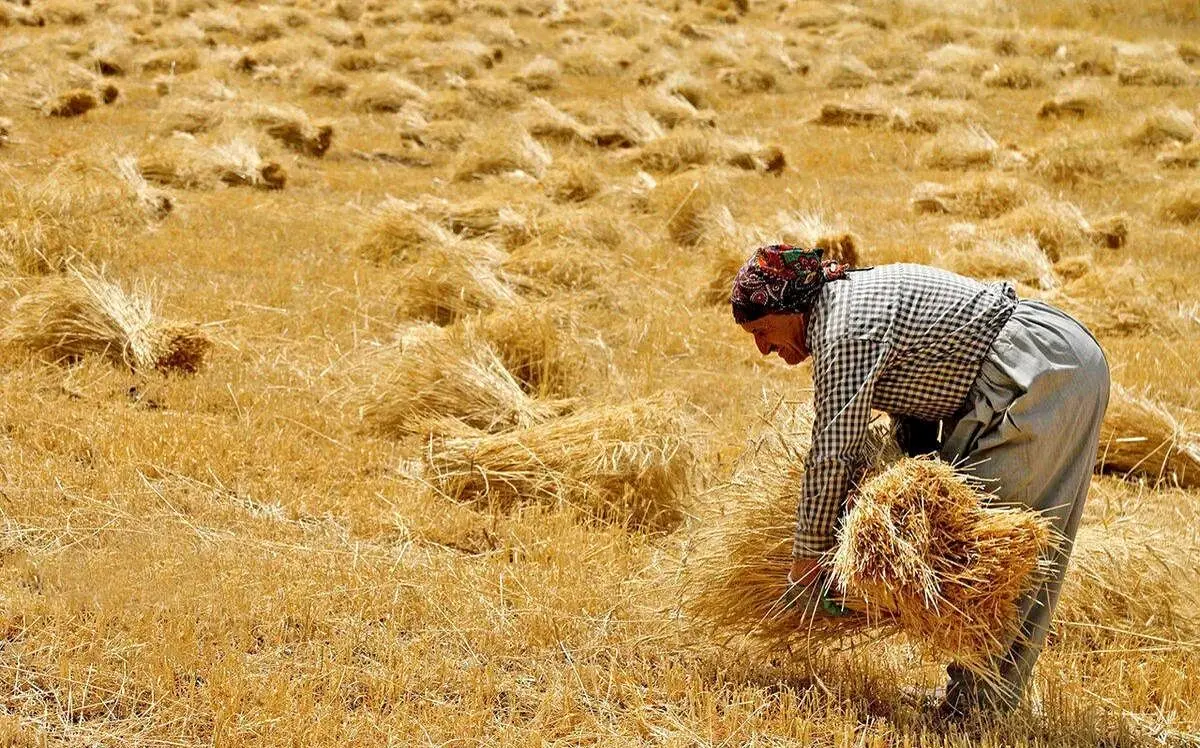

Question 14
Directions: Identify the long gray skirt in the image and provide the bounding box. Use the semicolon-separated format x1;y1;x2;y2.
937;299;1110;710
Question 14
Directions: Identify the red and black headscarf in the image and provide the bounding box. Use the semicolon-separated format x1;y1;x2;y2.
730;245;850;324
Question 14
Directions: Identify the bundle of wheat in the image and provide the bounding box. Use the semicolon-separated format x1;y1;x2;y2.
981;58;1046;89
1030;135;1119;185
351;324;550;437
904;70;979;100
1052;264;1170;337
2;270;210;373
245;104;333;158
831;458;1057;672
354;200;453;265
114;156;173;221
650;169;732;246
1037;80;1105;118
1098;384;1200;488
350;74;428;113
1126;107;1196;148
820;55;877;89
1157;140;1200;169
43;89;97;118
513;56;560;91
1156;183;1200;225
633;128;719;173
395;236;521;324
0;118;11;147
1117;59;1195;87
463;303;577;397
937;235;1057;290
910;175;1037;219
917;125;1000;170
811;99;891;127
426;395;690;531
452;123;551;181
138;136;286;191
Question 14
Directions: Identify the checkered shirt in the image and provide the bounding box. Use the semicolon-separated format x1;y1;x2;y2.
795;264;1018;558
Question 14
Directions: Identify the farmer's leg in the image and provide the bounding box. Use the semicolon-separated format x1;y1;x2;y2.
939;300;1110;712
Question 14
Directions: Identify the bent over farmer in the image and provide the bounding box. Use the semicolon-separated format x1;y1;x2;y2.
730;245;1110;718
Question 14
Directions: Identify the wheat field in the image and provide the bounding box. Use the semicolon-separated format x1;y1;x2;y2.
0;0;1198;744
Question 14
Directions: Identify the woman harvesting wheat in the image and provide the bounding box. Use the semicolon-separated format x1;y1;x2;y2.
730;245;1110;719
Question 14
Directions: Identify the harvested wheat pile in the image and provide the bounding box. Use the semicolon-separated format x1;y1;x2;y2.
904;70;978;100
43;89;97;118
1127;107;1196;148
917;125;999;170
350;75;428;113
1037;80;1105;119
724;138;787;174
1098;384;1200;488
634;128;718;173
910;175;1037;219
1117;59;1195;87
245;105;333;158
773;211;860;265
0;118;11;147
463;303;578;397
1053;264;1169;337
938;235;1057;290
408;195;537;249
1031;135;1119;185
114;156;173;221
981;58;1045;89
650;169;732;246
1056;523;1200;645
427;395;690;531
514;55;560;91
138;136;286;191
1156;183;1200;225
354;200;453;265
832;459;1057;670
396;236;521;324
811;99;891;128
452;123;551;181
545;159;602;203
2;270;210;373
351;324;550;437
993;200;1095;261
819;55;877;89
684;402;880;646
1157;140;1200;169
687;402;1053;674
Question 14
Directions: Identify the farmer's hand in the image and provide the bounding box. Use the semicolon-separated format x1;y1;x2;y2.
788;557;824;587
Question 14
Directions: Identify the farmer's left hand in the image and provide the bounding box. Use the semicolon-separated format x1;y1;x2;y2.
788;557;824;587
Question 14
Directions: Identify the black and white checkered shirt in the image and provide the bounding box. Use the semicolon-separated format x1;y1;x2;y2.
796;264;1018;558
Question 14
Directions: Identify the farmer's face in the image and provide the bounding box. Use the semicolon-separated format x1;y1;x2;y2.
740;313;810;365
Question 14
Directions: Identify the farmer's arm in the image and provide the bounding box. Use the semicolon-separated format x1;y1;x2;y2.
794;338;888;559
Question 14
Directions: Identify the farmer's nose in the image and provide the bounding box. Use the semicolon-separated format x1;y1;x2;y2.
755;335;771;356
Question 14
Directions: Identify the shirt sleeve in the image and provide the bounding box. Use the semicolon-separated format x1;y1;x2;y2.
794;337;889;558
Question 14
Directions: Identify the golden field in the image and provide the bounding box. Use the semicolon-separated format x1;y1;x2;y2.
0;0;1198;744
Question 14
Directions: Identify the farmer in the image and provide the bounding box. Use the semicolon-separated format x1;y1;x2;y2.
730;245;1110;719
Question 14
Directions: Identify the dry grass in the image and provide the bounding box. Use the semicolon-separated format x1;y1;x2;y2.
427;395;691;531
2;270;210;374
1098;384;1200;487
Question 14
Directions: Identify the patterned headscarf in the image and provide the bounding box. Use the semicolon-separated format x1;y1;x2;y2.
730;245;849;324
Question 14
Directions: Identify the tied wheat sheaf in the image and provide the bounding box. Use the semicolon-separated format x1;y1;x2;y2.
687;402;1057;675
426;395;691;531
